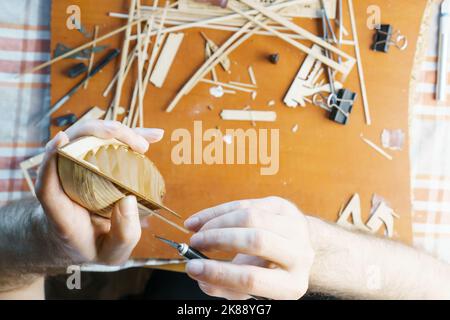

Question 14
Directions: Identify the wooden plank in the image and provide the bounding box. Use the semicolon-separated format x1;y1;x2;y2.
150;33;185;88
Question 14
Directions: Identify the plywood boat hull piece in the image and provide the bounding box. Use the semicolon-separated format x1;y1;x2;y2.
57;136;179;219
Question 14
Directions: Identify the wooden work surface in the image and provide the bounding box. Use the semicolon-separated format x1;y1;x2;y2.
50;0;428;260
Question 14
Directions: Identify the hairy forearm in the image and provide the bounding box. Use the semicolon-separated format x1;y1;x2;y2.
0;198;73;292
306;216;450;299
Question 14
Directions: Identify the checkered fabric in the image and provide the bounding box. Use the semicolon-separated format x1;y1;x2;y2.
0;0;50;205
411;1;450;263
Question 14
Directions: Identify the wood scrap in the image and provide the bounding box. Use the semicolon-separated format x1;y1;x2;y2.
112;0;137;121
366;202;397;238
220;109;277;122
200;31;231;72
21;17;146;76
205;42;218;82
348;0;371;125
150;32;185;88
360;134;393;160
336;193;370;231
248;65;257;86
230;0;355;76
201;79;253;93
165;14;268;112
84;25;99;89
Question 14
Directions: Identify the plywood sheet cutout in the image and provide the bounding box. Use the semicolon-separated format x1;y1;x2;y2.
150;32;185;88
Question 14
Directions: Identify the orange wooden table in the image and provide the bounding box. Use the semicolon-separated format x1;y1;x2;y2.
50;0;428;260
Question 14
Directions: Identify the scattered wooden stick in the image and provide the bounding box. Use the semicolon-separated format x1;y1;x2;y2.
348;0;371;125
228;2;351;76
248;65;257;86
360;134;393;160
84;25;99;89
112;0;137;121
220;109;277;122
201;79;253;93
21;17;146;76
200;31;231;72
229;80;256;88
205;42;218;82
166;14;267;112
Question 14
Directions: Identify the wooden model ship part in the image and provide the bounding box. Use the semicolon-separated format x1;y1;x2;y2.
57;136;188;233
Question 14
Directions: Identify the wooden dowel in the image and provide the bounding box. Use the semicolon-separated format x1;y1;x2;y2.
228;3;349;75
200;79;253;93
112;0;137;121
165;16;265;112
84;25;99;89
22;17;146;75
348;0;371;125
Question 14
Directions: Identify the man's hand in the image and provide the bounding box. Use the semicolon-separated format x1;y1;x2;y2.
35;120;164;266
183;196;314;300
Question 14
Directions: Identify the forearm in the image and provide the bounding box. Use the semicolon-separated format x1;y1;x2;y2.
0;198;74;292
306;216;450;299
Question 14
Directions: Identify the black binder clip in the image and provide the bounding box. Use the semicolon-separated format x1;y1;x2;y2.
329;89;357;125
372;24;408;53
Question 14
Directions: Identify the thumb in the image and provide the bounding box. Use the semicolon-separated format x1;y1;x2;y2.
97;196;142;265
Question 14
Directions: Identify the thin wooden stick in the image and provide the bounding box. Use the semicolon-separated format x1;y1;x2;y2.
238;0;353;61
126;0;159;126
205;42;218;82
136;0;145;128
165;17;263;112
348;0;371;125
248;66;257;86
112;0;137;121
360;134;393;160
84;25;99;89
228;2;351;75
229;80;256;88
201;79;253;93
103;46;136;97
22;17;146;75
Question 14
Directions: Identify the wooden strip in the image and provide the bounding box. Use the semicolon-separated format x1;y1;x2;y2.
112;0;137;121
360;135;393;160
237;0;353;63
150;32;184;88
229;80;256;88
165;15;265;112
130;1;169;128
205;42;218;82
84;25;99;89
248;65;257;86
22;17;145;75
103;45;136;97
228;2;351;76
348;0;371;125
201;79;253;93
220;109;277;122
200;31;231;72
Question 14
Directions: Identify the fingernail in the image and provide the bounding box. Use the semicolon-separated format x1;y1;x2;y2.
135;128;165;142
45;131;63;152
137;137;150;153
119;196;138;217
186;260;204;276
184;216;200;230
